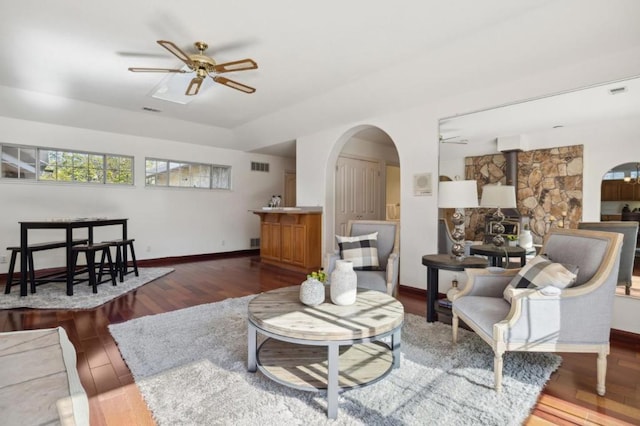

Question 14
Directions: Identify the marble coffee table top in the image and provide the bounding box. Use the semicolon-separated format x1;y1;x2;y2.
248;285;404;341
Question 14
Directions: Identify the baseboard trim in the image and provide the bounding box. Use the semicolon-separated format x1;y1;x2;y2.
137;249;260;267
610;328;640;345
0;249;260;281
398;284;425;298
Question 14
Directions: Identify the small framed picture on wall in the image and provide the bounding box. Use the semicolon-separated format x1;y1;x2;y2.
413;172;432;196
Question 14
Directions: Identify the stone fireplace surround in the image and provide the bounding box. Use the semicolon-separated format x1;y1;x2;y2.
464;144;583;245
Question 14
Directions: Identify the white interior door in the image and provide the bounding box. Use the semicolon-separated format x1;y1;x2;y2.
335;156;382;236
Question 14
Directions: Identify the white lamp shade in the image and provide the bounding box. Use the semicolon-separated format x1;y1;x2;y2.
480;184;517;208
438;180;479;208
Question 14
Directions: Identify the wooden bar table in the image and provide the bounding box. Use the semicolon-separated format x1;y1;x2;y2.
18;218;128;296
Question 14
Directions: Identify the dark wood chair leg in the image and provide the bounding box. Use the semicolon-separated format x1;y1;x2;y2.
86;251;97;294
105;248;117;286
127;241;139;277
69;250;80;296
4;249;18;294
98;248;108;284
28;250;36;294
115;244;124;282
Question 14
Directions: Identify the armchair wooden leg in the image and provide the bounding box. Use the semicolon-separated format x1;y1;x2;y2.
494;350;504;393
597;347;608;396
452;314;459;343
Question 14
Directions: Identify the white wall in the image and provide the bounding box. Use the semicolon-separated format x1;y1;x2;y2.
0;116;294;272
295;50;640;333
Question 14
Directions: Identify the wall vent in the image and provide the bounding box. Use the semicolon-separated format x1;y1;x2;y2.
609;86;627;95
250;238;261;248
251;161;270;172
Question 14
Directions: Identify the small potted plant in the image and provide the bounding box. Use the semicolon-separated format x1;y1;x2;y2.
506;234;518;246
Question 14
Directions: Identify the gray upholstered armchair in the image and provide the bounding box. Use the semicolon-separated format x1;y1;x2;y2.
325;220;400;295
451;228;623;396
578;221;638;295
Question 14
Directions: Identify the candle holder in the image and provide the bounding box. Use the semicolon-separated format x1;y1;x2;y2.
480;183;517;248
438;180;479;259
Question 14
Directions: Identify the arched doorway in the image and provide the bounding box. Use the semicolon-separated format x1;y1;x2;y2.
331;126;400;242
600;162;640;297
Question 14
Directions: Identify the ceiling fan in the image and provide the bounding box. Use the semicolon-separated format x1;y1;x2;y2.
128;40;258;95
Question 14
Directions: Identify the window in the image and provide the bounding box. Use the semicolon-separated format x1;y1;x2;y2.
145;158;231;190
0;143;133;185
602;171;626;180
1;145;36;179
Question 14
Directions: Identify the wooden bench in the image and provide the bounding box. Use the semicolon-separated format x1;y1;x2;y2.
4;239;89;294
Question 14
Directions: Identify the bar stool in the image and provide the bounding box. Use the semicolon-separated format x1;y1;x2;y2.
4;246;36;294
71;243;117;294
101;239;139;282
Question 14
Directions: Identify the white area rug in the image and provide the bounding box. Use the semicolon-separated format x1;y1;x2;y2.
109;295;562;425
0;268;173;309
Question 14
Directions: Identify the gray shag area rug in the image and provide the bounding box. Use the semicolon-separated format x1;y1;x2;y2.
0;267;173;309
109;294;562;426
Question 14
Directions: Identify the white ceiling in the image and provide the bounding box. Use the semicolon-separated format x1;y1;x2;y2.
439;76;640;152
2;1;640;155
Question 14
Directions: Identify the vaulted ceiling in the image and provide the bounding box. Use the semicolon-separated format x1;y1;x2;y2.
1;1;639;153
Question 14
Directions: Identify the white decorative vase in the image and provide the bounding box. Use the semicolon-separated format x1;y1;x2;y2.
299;278;325;306
518;229;533;250
330;260;357;306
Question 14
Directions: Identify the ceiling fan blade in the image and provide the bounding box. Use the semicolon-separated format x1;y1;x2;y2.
213;76;256;94
128;67;187;73
157;40;194;67
213;59;258;73
186;77;204;96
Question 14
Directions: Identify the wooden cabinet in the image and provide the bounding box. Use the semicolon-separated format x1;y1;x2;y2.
601;180;640;201
253;209;322;273
601;180;620;201
260;222;281;261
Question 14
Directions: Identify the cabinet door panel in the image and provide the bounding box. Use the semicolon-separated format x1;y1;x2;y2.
261;222;281;260
619;182;635;200
291;225;307;266
601;180;619;201
281;224;293;263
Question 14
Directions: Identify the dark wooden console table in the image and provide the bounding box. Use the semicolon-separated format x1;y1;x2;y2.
421;254;487;323
469;244;526;267
18;218;128;296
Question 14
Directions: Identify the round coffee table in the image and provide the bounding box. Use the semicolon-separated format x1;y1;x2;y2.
247;285;404;419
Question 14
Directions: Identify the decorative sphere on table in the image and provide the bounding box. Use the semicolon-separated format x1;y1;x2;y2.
330;260;357;306
299;277;325;306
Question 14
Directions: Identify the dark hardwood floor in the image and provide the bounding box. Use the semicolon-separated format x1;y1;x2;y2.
1;255;639;425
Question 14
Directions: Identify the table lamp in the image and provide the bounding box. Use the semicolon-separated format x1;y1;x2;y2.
438;180;479;259
480;183;517;247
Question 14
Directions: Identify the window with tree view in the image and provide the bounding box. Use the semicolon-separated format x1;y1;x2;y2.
145;158;230;189
0;143;133;185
